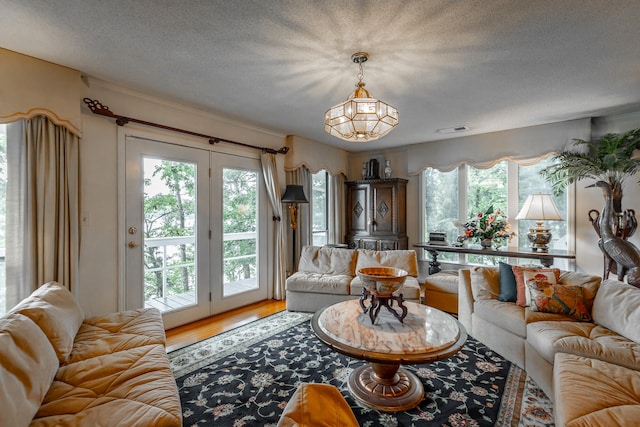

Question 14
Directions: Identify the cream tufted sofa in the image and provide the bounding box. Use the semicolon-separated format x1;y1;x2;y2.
0;282;182;427
459;265;640;426
285;245;422;312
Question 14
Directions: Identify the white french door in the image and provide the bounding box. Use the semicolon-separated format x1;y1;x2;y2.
123;135;267;329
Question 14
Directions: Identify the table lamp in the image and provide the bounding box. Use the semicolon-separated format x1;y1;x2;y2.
281;185;309;271
515;193;563;252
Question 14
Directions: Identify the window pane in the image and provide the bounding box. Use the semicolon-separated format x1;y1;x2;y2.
467;162;508;264
467;162;507;217
312;171;328;246
424;168;458;261
518;158;568;252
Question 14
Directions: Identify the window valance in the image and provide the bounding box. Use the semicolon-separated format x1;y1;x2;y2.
407;118;591;174
285;135;348;176
0;48;82;137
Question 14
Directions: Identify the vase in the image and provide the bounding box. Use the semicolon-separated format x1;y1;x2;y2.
384;160;392;179
480;238;493;249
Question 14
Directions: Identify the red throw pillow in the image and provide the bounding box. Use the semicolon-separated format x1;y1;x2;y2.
527;281;592;321
512;266;561;307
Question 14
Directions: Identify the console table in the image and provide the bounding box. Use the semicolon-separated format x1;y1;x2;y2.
413;242;576;274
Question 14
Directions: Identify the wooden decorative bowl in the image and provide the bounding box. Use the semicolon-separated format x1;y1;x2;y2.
357;266;408;296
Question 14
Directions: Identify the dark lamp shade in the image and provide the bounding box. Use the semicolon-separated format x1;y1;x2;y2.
281;185;308;204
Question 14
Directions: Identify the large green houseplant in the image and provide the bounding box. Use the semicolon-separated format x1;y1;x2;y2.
540;128;640;279
540;128;640;214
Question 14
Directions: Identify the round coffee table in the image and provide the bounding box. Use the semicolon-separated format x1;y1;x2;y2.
311;299;467;412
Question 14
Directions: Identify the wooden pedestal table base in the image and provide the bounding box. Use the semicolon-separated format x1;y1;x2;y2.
312;299;467;412
349;362;423;412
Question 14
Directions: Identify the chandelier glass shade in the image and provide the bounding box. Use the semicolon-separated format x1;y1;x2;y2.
324;52;398;142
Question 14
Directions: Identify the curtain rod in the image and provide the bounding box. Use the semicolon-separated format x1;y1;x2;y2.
83;98;289;155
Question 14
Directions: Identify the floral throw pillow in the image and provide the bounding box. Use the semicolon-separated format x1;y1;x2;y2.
512;266;561;307
527;281;592;321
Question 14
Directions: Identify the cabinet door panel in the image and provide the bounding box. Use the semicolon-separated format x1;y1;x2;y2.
348;186;369;234
372;184;395;235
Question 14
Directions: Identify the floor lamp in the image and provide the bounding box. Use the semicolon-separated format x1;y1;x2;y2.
281;185;309;273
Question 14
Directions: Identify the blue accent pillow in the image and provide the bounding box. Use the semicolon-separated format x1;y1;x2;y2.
498;262;517;302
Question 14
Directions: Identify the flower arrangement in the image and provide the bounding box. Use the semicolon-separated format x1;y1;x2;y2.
460;206;515;247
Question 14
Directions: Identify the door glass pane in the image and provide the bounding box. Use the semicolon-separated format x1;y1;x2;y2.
143;158;197;312
223;168;258;296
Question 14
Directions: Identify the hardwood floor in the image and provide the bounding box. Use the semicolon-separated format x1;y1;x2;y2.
165;299;287;352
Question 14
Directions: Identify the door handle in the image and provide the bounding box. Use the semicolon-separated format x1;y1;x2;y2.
128;241;138;248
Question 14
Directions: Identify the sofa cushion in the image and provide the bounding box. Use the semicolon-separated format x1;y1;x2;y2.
68;308;167;363
350;275;422;300
512;266;560;307
474;299;526;337
554;353;640;427
32;344;182;427
498;262;517;302
424;271;459;294
286;272;352;296
11;282;84;363
298;246;357;276
31;308;181;427
527;321;640;370
0;313;59;427
469;266;500;301
592;279;640;344
355;249;419;277
527;282;591;321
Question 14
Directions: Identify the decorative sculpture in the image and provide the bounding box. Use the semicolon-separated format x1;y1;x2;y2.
588;181;640;287
588;207;637;279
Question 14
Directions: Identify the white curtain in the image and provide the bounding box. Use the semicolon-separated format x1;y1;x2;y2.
285;167;311;272
260;153;287;300
328;173;345;244
5;116;80;310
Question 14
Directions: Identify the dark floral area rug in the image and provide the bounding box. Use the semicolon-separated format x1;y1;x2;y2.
169;311;554;427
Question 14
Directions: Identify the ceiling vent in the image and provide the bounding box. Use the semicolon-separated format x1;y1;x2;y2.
436;125;470;134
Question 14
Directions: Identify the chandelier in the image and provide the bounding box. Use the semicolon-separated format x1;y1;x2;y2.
324;52;399;142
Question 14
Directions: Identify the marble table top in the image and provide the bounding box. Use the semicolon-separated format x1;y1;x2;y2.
312;299;466;364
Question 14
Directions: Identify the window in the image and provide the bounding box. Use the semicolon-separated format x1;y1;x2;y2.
423;157;569;266
311;170;328;246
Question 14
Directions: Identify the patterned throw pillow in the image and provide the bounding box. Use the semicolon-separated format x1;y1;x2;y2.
512;266;561;307
527;281;592;321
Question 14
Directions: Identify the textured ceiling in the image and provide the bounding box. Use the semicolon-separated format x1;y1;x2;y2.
2;0;640;151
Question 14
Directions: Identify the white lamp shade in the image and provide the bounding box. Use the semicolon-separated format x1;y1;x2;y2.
515;193;564;221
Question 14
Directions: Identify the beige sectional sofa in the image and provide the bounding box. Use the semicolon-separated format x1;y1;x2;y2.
285;245;422;312
0;282;182;427
459;265;640;426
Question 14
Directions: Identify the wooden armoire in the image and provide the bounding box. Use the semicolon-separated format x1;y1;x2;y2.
345;178;408;250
